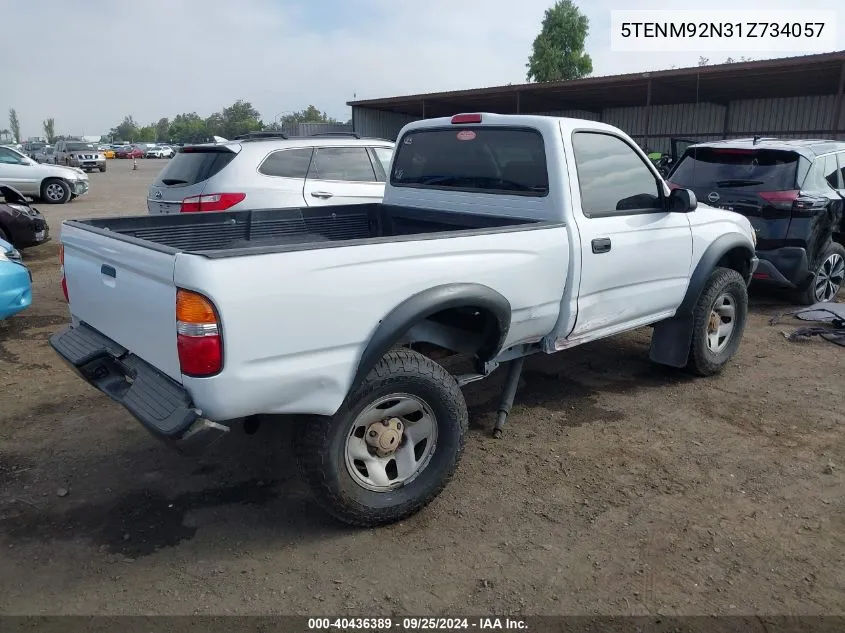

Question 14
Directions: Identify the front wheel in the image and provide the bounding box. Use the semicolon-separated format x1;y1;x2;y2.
686;267;749;377
99;163;107;173
40;178;71;204
298;349;468;527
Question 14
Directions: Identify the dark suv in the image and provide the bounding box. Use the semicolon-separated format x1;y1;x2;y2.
667;138;845;304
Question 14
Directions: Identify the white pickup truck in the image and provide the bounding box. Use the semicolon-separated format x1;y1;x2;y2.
50;113;758;527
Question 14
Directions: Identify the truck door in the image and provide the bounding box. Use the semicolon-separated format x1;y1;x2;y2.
565;129;693;341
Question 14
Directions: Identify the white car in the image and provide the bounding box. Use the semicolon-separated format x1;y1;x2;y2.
0;145;89;203
146;133;394;215
145;146;174;159
51;113;757;525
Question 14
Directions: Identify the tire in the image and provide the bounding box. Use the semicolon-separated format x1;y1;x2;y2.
99;163;107;173
298;348;468;527
794;242;845;305
0;226;9;242
685;267;749;377
40;178;71;204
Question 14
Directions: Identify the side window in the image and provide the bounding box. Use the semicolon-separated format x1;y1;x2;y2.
372;147;394;180
822;154;841;189
572;132;663;217
0;147;25;164
258;148;313;179
308;147;377;182
838;152;845;190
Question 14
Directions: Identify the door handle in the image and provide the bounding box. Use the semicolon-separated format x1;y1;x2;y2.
591;238;611;254
311;191;334;199
101;264;116;278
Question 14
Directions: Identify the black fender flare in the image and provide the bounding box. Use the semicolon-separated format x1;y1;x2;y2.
350;283;511;391
649;233;755;368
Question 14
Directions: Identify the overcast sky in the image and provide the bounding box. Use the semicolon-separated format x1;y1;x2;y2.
3;0;843;138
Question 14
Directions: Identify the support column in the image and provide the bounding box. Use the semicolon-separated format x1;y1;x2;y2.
643;79;652;149
421;100;426;119
831;60;845;139
722;101;731;140
515;91;521;114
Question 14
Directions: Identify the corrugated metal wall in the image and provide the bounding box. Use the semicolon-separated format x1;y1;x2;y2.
353;95;845;151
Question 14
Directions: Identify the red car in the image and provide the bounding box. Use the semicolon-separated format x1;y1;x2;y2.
115;146;145;159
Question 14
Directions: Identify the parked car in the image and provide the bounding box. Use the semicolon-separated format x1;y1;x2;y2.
33;145;53;163
146;132;395;214
0;185;50;249
0;237;32;320
53;140;107;172
667;138;845;304
0;145;89;204
51;113;757;526
22;141;48;159
100;146;115;159
145;146;174;159
115;146;145;159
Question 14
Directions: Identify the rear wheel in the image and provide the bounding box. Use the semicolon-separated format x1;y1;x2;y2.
686;267;748;377
40;178;71;204
795;243;845;305
298;349;468;527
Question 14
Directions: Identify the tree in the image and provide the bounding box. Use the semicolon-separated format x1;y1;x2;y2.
212;100;263;138
526;0;592;82
136;125;156;142
698;56;710;66
8;108;21;143
43;118;56;143
168;112;208;143
0;128;10;142
110;115;139;142
155;117;170;142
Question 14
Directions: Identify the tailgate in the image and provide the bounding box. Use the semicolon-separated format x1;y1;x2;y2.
61;224;182;382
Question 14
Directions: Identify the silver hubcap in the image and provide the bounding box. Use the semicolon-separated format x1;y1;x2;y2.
706;293;736;354
45;183;65;201
344;394;438;492
813;253;844;302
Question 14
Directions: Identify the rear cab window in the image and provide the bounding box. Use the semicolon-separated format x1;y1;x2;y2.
154;147;237;187
390;127;549;196
668;147;801;192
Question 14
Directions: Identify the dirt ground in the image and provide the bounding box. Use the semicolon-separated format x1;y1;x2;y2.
0;160;843;617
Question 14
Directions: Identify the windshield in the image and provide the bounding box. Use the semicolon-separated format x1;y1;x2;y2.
390;127;549;196
67;142;97;151
669;147;800;191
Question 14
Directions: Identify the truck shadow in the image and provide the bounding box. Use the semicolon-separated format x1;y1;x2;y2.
0;328;747;556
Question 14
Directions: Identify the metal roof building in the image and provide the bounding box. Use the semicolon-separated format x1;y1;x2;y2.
348;51;845;153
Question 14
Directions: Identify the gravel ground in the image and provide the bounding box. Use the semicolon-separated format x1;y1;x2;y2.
0;159;843;616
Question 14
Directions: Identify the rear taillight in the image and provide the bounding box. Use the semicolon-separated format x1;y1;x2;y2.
176;289;222;377
58;244;69;302
758;190;799;212
180;193;246;213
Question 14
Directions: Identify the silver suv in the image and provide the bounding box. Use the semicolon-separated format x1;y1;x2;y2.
146;132;394;215
53;140;107;172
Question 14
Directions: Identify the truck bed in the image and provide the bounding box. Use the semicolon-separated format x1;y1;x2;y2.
67;204;544;258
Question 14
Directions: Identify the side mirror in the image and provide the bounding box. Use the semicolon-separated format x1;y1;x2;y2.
668;187;697;213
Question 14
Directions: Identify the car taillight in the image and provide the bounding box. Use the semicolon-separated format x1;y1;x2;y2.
180;193;246;213
176;288;222;377
758;190;799;212
58;244;69;302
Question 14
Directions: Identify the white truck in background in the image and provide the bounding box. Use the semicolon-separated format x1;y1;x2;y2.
50;113;758;527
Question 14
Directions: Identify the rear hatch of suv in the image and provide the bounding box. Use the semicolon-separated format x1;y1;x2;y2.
147;145;240;215
667;146;808;249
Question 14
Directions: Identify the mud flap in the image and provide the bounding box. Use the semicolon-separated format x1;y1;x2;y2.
649;316;694;368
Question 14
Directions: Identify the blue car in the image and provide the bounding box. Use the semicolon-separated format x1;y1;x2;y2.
0;237;32;319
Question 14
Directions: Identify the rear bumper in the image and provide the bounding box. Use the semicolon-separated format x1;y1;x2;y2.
0;263;32;320
49;323;229;453
752;246;810;289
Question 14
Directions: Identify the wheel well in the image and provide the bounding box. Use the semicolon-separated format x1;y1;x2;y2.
716;247;753;283
400;306;503;362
